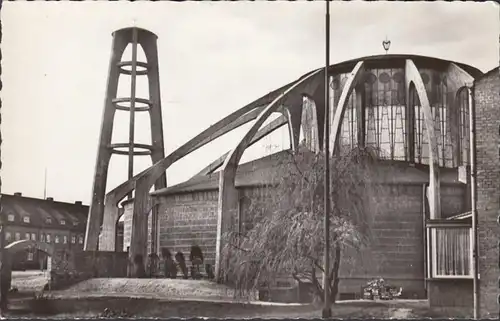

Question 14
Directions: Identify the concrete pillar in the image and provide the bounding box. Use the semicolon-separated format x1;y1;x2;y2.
129;181;152;265
330;61;365;156
84;30;128;251
405;59;441;219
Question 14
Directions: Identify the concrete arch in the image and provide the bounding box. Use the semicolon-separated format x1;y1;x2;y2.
195;114;289;178
405;59;441;219
4;240;60;272
286;105;301;152
445;63;475;166
330;61;365;155
5;239;55;257
214;68;324;277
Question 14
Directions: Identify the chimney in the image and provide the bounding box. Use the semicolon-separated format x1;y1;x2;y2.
75;201;82;206
46;197;54;201
14;192;22;196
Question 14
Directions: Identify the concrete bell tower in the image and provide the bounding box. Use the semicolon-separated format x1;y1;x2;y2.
84;27;166;256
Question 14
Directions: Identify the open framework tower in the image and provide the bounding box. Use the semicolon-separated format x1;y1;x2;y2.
84;27;166;256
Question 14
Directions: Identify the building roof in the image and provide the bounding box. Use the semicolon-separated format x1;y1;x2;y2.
476;66;499;82
151;150;463;197
151;150;295;196
322;54;483;79
146;54;483;199
0;194;88;230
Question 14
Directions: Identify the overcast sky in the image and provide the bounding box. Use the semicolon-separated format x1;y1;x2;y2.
2;1;498;205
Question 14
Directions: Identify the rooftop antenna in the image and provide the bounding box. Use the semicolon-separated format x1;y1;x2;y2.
382;35;391;54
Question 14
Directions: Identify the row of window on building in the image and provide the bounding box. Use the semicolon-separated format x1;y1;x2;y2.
6;214;76;226
5;231;84;245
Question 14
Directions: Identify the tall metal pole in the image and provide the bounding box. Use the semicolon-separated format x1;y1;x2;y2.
43;167;47;199
468;83;479;319
322;0;332;318
127;28;139;200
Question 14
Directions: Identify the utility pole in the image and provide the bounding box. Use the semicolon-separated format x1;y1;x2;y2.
322;0;332;318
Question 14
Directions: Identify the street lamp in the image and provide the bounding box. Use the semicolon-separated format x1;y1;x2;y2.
322;0;332;318
382;36;391;54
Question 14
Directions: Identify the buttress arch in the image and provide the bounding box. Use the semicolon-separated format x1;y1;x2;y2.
195;114;290;178
214;68;324;277
330;61;366;154
405;59;441;219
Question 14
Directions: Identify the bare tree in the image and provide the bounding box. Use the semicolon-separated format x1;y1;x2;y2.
220;143;381;303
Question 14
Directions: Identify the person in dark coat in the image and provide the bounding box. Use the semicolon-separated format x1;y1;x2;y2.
161;248;177;279
175;252;188;279
189;245;204;279
147;253;160;278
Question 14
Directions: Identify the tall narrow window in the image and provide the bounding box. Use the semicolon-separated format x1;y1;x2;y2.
457;87;470;166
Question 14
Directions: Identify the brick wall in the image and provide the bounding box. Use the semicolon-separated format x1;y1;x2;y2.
158;191;219;266
239;182;464;297
474;69;500;318
153;175;464;295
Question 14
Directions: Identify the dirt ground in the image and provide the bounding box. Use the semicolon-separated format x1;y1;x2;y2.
7;276;472;319
11;270;48;293
7;296;472;319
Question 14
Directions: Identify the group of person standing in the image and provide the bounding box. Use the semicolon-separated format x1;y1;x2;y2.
131;245;214;280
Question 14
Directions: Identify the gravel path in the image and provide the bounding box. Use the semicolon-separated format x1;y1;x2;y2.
11;271;48;293
59;278;257;301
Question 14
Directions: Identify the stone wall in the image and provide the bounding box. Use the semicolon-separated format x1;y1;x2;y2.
240;182;465;298
50;250;128;289
336;183;464;297
153;166;465;298
428;279;473;309
153;177;465;298
474;69;500;318
158;191;219;266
